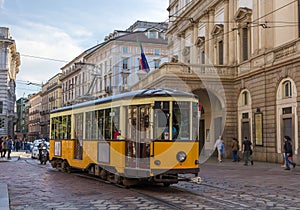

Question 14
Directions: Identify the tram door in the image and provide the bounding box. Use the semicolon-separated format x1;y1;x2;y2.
126;105;151;170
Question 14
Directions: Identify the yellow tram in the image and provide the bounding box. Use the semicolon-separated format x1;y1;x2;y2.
49;88;200;186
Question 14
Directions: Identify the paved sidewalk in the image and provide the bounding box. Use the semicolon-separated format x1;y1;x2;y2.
1;154;299;209
0;151;31;210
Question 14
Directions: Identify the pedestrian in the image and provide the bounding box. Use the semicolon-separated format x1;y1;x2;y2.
281;139;286;167
231;138;239;162
7;136;13;160
15;139;20;152
2;136;8;158
242;136;253;166
283;136;296;170
0;136;3;158
214;135;224;162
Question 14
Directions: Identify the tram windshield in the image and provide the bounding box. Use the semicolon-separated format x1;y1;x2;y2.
154;101;198;141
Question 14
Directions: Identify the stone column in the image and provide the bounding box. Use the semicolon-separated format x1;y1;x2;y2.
228;0;236;65
252;0;259;55
223;0;229;65
208;9;215;64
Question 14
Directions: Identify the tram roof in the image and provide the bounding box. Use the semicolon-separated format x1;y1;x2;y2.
51;88;197;113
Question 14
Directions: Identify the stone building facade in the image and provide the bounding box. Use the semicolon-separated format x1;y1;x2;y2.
132;0;300;163
40;73;62;140
27;93;42;141
61;21;168;105
0;27;20;137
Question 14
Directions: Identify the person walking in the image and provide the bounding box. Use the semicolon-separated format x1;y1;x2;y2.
2;136;8;158
242;137;253;166
214;136;224;162
283;136;296;170
0;136;3;158
231;138;239;162
7;136;13;160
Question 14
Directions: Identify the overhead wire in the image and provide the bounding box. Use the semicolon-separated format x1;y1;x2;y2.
166;0;299;59
17;0;300;87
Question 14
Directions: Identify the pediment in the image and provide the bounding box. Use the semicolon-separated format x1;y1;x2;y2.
234;7;252;22
211;24;224;36
195;36;205;47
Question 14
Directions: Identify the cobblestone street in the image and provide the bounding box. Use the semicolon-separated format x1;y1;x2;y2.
1;152;300;209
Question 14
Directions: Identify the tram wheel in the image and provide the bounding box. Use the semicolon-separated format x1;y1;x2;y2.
163;183;170;187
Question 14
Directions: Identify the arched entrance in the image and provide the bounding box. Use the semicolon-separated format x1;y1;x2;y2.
193;88;226;161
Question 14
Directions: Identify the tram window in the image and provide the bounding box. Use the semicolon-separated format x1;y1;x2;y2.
51;115;71;140
154;101;169;110
74;113;84;140
61;115;71;139
104;109;112;139
51;117;60;139
98;110;105;140
92;111;99;139
154;101;170;140
173;101;190;140
192;102;199;140
144;114;149;128
85;112;93;140
112;107;120;140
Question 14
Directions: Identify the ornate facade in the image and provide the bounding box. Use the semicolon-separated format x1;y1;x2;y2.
133;0;300;163
0;27;20;137
40;73;62;140
61;21;168;105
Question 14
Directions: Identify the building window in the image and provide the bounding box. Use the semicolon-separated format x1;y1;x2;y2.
148;30;158;39
218;40;223;65
242;27;249;61
283;81;292;98
242;91;248;105
154;49;160;55
201;50;205;64
123;46;128;54
211;24;224;65
242;112;249;119
154;60;160;69
122;59;128;70
234;7;252;62
0;101;2;114
283;107;292;114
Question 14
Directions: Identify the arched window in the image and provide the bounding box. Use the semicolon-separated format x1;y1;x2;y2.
276;78;298;155
283;81;292;98
238;89;252;147
242;91;248;106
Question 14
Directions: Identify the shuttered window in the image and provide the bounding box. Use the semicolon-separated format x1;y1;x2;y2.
242;28;248;61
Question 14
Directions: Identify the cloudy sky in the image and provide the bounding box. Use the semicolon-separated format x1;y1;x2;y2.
0;0;169;98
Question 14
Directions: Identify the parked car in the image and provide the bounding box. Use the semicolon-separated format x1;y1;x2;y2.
31;141;49;159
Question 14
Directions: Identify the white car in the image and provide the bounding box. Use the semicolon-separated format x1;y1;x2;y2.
31;142;49;159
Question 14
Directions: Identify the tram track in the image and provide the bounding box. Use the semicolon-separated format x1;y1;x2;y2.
71;171;255;209
22;159;300;209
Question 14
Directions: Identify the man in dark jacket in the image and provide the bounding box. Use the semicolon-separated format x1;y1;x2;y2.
283;136;296;170
242;137;253;166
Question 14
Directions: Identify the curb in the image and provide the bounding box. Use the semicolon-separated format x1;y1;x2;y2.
0;183;9;210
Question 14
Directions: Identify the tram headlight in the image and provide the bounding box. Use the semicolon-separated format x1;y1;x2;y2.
176;151;187;162
154;160;161;166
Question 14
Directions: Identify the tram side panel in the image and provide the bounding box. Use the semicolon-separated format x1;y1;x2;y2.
97;140;126;174
50;139;126;173
151;141;199;175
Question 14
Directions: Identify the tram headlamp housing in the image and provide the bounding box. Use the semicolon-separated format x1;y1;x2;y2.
176;151;187;162
154;160;161;166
